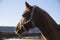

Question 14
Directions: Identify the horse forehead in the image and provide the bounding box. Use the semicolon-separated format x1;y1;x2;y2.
23;8;30;14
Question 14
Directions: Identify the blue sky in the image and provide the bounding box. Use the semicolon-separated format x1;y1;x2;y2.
0;0;60;26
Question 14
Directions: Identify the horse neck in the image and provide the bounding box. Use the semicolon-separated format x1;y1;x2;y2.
33;7;60;40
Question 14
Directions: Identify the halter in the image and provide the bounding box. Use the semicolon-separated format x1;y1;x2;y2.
24;5;36;24
23;5;36;30
15;6;36;37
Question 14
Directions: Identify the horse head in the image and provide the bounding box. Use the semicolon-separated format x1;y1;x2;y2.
15;2;35;36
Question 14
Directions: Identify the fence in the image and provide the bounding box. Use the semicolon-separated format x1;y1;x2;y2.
0;26;42;40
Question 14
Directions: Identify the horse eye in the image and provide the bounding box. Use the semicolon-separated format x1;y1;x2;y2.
22;12;27;17
22;14;25;17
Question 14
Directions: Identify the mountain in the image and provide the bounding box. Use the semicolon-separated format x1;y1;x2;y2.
0;26;41;33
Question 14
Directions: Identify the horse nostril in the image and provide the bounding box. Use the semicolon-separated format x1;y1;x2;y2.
18;29;23;34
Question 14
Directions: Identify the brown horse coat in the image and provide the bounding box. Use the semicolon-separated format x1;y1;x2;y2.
15;2;60;40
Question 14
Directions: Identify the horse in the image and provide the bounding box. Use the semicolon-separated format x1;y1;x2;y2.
15;2;60;40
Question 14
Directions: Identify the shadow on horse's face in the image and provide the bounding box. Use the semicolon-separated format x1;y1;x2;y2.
15;2;35;35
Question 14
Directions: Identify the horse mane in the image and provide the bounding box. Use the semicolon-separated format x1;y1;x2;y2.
32;6;60;40
33;6;58;27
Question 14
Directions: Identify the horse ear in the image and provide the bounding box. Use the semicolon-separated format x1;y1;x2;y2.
25;2;32;9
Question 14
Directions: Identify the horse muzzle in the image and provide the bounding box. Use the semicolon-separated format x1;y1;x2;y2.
15;26;27;36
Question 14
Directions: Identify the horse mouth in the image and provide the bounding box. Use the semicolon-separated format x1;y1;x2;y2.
15;28;28;37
